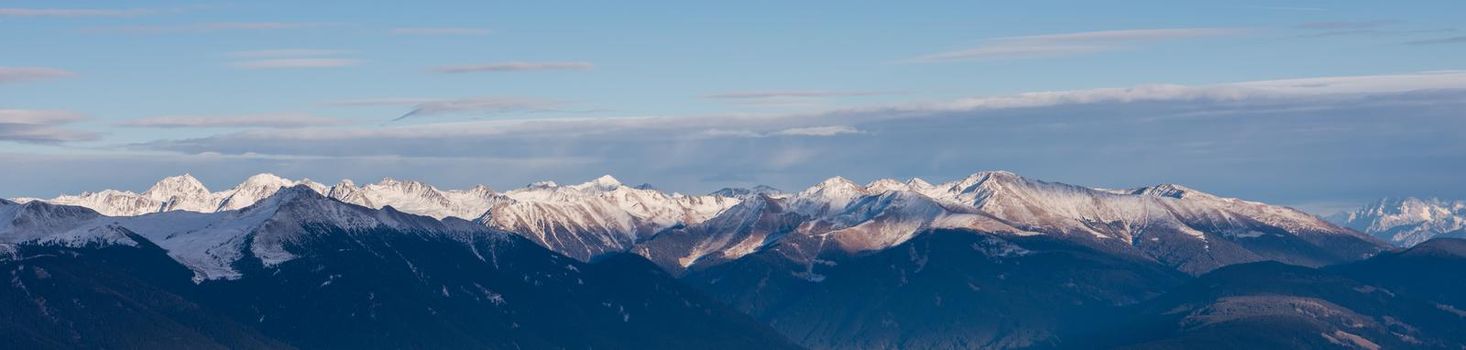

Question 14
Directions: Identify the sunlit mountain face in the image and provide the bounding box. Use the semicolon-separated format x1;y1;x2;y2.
5;1;1466;348
9;170;1464;349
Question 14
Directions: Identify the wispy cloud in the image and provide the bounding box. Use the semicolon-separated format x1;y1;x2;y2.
1242;5;1328;12
1407;36;1466;45
117;113;347;128
88;22;331;34
1292;20;1440;37
148;70;1466;149
225;48;359;69
0;8;156;17
0;109;97;143
702;126;864;138
774;126;864;136
230;58;360;69
910;28;1247;62
127;71;1466;201
924;71;1466;111
391;27;492;36
433;62;594;73
0;67;76;84
228;49;349;58
322;97;441;107
706;91;888;99
393;97;566;121
1296;20;1401;30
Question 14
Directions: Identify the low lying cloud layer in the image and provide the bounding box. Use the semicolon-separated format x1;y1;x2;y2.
230;58;360;69
0;7;156;17
433;62;594;73
911;27;1247;62
91;22;329;34
0;67;76;84
0;109;97;143
110;71;1466;208
117;113;346;128
390;27;492;36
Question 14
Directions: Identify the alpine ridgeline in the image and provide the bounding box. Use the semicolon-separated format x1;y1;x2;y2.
6;170;1418;349
1331;197;1466;247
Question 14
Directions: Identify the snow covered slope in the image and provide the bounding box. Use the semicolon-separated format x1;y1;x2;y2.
36;173;326;216
5;186;498;281
1331;197;1466;247
15;170;1381;272
23;174;743;262
639;171;1382;274
482;175;739;261
0;198;138;249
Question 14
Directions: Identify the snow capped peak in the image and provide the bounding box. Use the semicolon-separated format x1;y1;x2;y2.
369;177;435;192
465;184;495;196
592;174;622;187
865;179;909;193
1131;183;1198;199
949;170;1024;190
811;176;860;189
217;173;319;212
709;185;782;199
792;177;871;216
142;174;218;213
240;173;292;188
1334;196;1466;247
257;184;321;205
567;175;623;191
144;174;209;198
529;180;559;188
907;177;934;188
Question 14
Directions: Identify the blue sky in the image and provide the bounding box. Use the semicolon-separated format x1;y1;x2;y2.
2;1;1465;214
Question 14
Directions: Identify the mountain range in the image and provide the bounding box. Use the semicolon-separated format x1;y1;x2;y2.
1330;197;1466;247
6;171;1463;349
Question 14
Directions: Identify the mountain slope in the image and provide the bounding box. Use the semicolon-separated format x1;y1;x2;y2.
1;189;797;349
1079;238;1466;349
640;171;1382;276
1;242;288;349
685;230;1187;349
480;175;739;261
18;170;1383;274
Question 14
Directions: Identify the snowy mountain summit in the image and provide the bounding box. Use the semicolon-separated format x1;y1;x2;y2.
13;170;1383;273
1331;197;1466;247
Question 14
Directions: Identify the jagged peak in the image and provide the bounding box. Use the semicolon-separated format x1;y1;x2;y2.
145;173;209;196
237;173;292;188
865;178;908;193
73;189;140;198
907;177;934;188
370;177;436;191
948;170;1030;194
464;184;496;196
529;180;559;188
804;176;863;193
710;185;782;198
592;174;621;186
1130;183;1195;199
252;184;331;209
16;199;101;218
335;179;358;188
561;174;625;192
